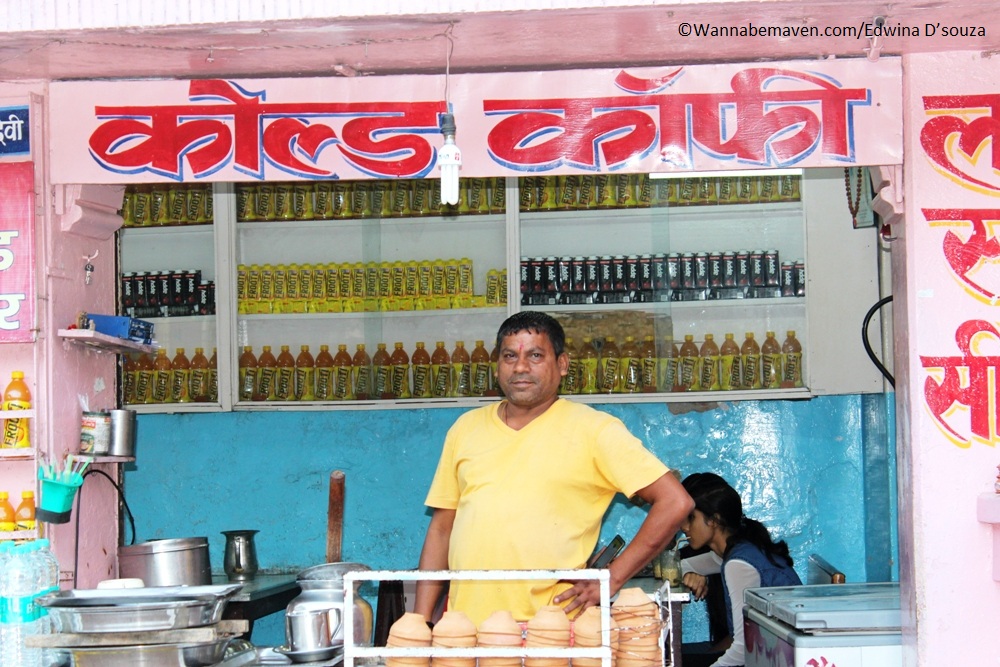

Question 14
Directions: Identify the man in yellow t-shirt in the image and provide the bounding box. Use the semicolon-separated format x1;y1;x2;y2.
414;311;694;626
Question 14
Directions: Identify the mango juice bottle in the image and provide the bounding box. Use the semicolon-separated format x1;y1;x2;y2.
677;335;701;392
430;341;453;398
151;348;173;404
332;344;355;400
372;343;391;399
255;345;278;401
781;330;803;388
761;331;783;389
389;342;411;399
238;346;259;402
720;333;742;391
741;332;762;389
452;341;472;397
470;340;491;397
295;345;316;400
489;341;502;397
2;371;32;448
14;490;35;531
621;335;642;394
699;334;721;391
659;337;679;391
352;344;372;400
274;345;296;401
560;338;579;395
189;347;210;402
0;492;15;531
208;348;219;402
122;354;138;405
411;342;432;398
314;345;335;400
599;336;621;393
135;353;155;404
639;335;658;393
579;336;599;394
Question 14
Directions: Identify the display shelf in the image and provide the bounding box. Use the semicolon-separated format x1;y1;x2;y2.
0;529;39;541
0;409;36;420
58;329;155;354
236;211;504;232
121;222;213;234
238;306;508;322
126;402;224;415
0;445;37;459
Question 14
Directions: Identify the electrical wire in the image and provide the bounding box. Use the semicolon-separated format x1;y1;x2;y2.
72;468;136;589
862;295;894;388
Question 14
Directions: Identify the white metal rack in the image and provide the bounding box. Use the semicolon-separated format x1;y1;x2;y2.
342;569;680;667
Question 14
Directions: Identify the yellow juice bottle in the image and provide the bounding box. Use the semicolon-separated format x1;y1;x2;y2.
677;335;701;392
599;336;621;393
372;343;391;399
431;341;453;397
255;345;278;401
720;333;742;391
741;332;762;390
314;345;335;400
332;344;355;400
352;344;372;400
699;334;721;391
238;346;258;402
411;342;432;398
579;336;599;394
761;331;783;389
390;342;411;399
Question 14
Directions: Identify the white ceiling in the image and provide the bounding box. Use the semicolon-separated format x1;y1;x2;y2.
1;2;998;82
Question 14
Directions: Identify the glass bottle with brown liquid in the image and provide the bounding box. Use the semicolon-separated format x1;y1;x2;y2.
470;340;491;397
122;353;138;405
238;346;258;402
489;341;502;396
781;330;803;388
372;343;392;399
332;344;354;400
352;344;372;400
578;336;599;394
295;345;316;400
431;341;453;398
411;342;432;398
389;342;411;399
720;333;742;391
599;336;621;393
189;347;210;402
314;344;335;400
255;345;278;401
620;335;642;394
452;341;472;397
761;331;783;389
135;353;154;405
741;332;762;389
151;348;173;404
699;334;720;391
677;335;701;392
560;338;579;395
208;347;218;402
639;335;658;393
659;337;679;392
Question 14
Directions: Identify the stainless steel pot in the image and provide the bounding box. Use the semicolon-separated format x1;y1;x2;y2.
286;562;374;648
118;537;212;587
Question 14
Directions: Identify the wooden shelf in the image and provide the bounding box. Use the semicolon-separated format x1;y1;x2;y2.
58;329;155;354
0;446;37;460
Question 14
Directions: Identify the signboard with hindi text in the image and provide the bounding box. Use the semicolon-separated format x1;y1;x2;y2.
0;162;36;342
47;58;902;184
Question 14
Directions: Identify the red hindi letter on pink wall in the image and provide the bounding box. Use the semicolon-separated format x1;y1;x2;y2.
0;162;35;342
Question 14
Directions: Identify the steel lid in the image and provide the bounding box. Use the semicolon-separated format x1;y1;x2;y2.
119;537;209;556
297;561;370;585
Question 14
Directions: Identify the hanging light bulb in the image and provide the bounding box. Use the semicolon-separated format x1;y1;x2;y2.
439;112;461;205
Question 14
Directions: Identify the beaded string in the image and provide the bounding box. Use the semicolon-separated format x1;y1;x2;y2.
844;167;863;226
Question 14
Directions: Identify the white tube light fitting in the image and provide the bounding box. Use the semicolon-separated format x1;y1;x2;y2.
439;112;462;205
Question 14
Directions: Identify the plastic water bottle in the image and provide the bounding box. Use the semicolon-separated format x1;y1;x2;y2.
3;542;42;667
0;541;12;667
34;539;59;666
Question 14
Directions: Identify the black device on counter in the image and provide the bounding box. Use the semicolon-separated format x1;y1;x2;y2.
587;534;625;568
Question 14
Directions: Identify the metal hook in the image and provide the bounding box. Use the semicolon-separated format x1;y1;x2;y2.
865;16;885;62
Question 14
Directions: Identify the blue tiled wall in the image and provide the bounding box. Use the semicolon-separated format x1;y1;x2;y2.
124;394;896;647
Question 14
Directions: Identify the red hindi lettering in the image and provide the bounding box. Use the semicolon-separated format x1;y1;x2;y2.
923;208;1000;298
921;94;1000;192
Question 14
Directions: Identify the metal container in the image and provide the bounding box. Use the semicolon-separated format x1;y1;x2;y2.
119;537;212;586
286;562;373;648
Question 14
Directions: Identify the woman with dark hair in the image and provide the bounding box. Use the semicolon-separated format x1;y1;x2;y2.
679;472;801;667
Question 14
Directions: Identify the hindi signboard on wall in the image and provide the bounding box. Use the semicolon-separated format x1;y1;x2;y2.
0;162;36;342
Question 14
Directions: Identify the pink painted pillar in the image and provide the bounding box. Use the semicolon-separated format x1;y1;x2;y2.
898;51;1000;666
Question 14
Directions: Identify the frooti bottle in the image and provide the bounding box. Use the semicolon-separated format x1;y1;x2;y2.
659;337;679;392
122;354;138;405
431;341;453;398
135;353;155;404
677;334;701;392
255;345;278;401
332;344;355;400
314;345;335;400
620;335;642;394
599;336;621;393
274;345;296;401
699;334;721;391
15;491;35;531
560;338;579;395
389;342;411;399
189;347;210;402
371;343;391;399
411;342;432;398
470;340;491;397
781;330;803;388
639;335;658;393
720;333;742;391
352;344;372;400
2;371;32;448
151;349;173;404
295;345;316;400
207;348;218;402
578;336;599;394
761;331;783;389
238;346;258;402
452;341;472;397
170;348;192;403
0;491;15;530
741;332;762;390
489;341;502;397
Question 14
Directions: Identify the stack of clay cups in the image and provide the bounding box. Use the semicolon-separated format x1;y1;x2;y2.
525;605;571;667
571;606;618;667
432;610;478;667
478;609;524;667
387;612;434;667
610;588;662;667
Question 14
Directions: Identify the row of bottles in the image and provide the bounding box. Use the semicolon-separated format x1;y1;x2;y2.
236;177;506;222
237;340;501;402
0;491;35;532
518;173;801;212
2;371;32;449
237;260;507;315
0;539;60;667
559;330;803;394
123;348;219;405
121;183;214;227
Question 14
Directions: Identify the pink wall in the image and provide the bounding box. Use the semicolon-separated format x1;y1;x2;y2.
899;51;1000;665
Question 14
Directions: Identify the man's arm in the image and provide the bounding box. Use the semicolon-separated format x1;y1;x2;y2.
413;507;456;622
555;472;694;616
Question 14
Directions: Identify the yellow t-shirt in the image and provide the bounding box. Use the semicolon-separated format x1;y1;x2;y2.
424;398;670;625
